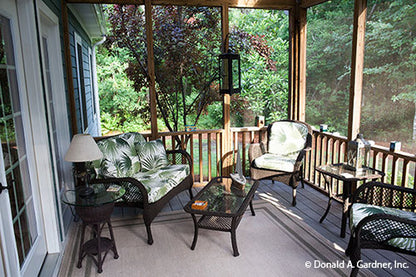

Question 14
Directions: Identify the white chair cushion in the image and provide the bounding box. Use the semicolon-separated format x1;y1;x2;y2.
268;122;308;156
254;153;297;172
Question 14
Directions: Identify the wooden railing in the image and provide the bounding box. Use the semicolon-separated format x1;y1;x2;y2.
304;131;416;194
143;129;224;186
138;127;416;191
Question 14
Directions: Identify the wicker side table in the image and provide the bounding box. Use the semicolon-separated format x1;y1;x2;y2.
62;184;125;273
315;163;383;238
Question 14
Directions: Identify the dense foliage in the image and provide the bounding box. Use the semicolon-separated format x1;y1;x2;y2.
98;1;415;151
99;6;288;132
102;5;223;133
306;0;416;151
230;9;289;126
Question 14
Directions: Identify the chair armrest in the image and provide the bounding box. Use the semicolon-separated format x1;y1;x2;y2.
293;150;308;171
166;149;193;171
90;176;151;206
351;181;416;211
354;213;416;244
249;143;266;163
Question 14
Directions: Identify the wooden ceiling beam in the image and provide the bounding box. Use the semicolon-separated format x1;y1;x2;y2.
66;0;296;9
300;0;329;8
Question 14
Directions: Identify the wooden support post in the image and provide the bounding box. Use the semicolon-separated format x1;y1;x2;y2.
221;4;232;176
145;0;158;140
288;8;296;120
62;0;77;135
298;7;307;121
288;5;307;121
348;0;367;141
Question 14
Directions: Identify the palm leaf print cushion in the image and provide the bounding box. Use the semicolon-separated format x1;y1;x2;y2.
92;132;146;177
137;140;169;172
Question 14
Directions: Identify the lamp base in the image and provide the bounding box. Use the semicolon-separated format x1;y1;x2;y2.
78;186;95;198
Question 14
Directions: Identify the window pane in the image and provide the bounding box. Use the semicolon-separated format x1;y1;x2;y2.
0;68;12;117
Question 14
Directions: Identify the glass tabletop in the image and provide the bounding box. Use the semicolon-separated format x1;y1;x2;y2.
61;183;126;207
316;163;383;181
185;177;258;215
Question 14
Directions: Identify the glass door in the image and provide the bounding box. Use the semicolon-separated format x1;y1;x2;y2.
0;1;47;275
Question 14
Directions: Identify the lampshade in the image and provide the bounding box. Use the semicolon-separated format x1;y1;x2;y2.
64;134;103;162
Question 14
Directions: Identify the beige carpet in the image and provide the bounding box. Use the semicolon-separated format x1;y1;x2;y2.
59;201;373;277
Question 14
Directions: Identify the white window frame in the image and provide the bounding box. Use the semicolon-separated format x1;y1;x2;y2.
74;32;89;133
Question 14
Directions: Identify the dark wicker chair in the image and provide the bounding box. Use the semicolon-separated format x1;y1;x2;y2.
346;181;416;277
90;133;194;245
248;120;312;206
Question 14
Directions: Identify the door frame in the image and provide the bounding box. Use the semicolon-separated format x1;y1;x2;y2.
37;0;73;253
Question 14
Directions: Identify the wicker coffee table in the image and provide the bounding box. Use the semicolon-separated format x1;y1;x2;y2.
184;176;259;256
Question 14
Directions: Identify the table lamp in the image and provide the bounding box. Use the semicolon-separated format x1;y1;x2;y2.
65;134;103;197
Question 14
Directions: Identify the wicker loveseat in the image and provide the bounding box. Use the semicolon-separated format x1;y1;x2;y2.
248;120;312;206
89;132;193;245
346;181;416;277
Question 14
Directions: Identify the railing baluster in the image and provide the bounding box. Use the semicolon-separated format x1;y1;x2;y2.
180;134;185;150
219;132;223;175
242;131;246;176
371;150;378;170
199;133;203;184
391;156;399;186
162;136;166;148
400;160;409;206
399;158;406;188
313;133;319;186
318;134;324;188
305;146;311;181
171;135;175;150
208;132;212;181
324;135;330;166
190;133;194;182
381;153;388;183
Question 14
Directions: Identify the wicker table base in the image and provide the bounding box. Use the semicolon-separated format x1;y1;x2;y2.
184;177;259;257
190;203;255;257
75;203;119;273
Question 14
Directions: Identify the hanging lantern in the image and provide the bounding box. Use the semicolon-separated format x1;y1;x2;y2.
219;52;241;95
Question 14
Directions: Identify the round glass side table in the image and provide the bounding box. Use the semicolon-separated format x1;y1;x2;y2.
62;184;125;273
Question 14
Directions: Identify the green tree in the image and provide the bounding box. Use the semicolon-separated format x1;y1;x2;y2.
362;0;416;142
105;5;222;133
306;0;354;135
229;9;289;125
97;47;151;134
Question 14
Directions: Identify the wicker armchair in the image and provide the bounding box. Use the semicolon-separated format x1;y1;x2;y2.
248;120;312;206
346;181;416;277
90;133;194;245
